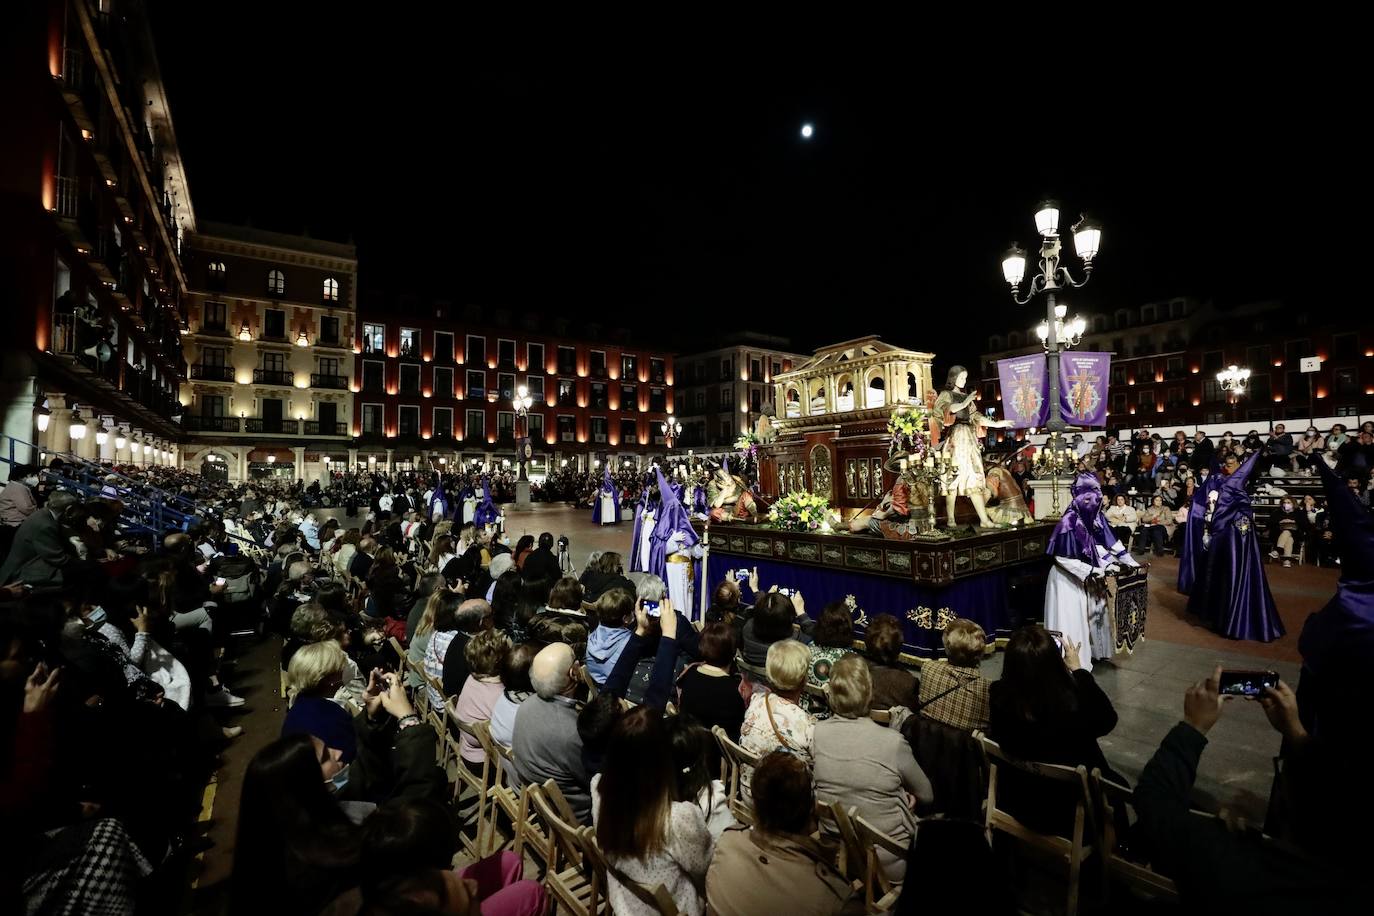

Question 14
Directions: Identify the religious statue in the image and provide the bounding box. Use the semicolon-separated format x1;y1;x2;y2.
753;402;777;444
847;453;933;535
983;463;1033;527
707;459;760;523
931;365;1015;529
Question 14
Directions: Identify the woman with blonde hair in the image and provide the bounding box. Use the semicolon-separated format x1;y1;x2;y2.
814;655;932;881
740;640;815;792
285;639;349;707
918;618;991;732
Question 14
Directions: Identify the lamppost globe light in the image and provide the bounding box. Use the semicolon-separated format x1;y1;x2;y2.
1036;322;1049;342
1054;303;1068;320
1001;244;1027;287
68;410;86;440
115;434;126;450
1072;315;1087;337
1072;215;1103;262
1034;199;1061;237
517;384;528;399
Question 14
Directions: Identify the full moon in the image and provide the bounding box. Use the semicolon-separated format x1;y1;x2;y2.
800;123;814;139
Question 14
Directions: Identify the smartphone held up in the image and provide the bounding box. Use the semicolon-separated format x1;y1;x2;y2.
1218;669;1280;699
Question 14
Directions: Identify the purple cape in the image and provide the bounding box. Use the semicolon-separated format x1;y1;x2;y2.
649;468;698;584
1178;452;1284;642
428;485;449;519
591;466;621;524
1046;471;1130;566
473;476;499;528
1297;459;1374;740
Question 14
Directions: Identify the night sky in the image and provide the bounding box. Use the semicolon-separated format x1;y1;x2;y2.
149;7;1354;369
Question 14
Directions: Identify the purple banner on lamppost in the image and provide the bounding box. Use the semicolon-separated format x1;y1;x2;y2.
1058;351;1111;427
996;353;1049;428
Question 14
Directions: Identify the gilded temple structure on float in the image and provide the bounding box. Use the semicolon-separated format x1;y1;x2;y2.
764;337;934;508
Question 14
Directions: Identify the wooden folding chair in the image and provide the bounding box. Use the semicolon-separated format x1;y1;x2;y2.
527;782;608;916
976;732;1099;916
387;635;411;676
711;725;760;825
475;722;522;855
852;814;907;913
1092;771;1180;904
578;664;600;699
419;672;453;769
486;738;554;875
814;799;866;884
579;829;680;916
447;717;494;858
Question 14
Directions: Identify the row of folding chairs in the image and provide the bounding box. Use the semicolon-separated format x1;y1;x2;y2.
709;717;1185;914
975;731;1189;916
390;637;681;912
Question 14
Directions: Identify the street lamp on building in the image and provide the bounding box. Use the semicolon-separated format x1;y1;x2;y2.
1217;364;1250;423
662;418;681;449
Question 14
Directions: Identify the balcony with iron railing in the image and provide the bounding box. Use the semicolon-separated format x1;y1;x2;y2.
253;368;294;386
56;176;80;219
182;416;242;433
244;418;300;435
310;373;350;390
190;364;235;382
303;421;349;436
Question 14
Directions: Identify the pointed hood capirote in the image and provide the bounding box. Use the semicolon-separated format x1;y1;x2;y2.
648;467;698;582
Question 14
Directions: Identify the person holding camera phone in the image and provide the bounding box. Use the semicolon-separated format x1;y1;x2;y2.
603;577;697;708
1128;667;1363;911
738;588;815;667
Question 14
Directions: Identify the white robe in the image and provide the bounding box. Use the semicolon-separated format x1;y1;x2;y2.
599;492;617;525
1043;545;1139;671
462;496;478;526
664;530;696;621
637;509;656;571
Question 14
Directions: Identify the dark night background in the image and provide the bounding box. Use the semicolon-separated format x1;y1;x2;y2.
148;6;1359;369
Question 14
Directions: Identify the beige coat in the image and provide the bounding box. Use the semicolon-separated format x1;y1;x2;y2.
707;826;859;916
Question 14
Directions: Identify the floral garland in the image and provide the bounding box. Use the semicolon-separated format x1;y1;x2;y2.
887;405;931;460
768;491;834;532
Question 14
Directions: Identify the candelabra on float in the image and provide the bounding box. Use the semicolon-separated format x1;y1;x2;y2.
1033;432;1077;518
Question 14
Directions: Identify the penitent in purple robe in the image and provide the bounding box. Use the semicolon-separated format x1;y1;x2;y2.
473;476;500;529
591;466;621;525
1178;451;1284;642
1296;458;1374;743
